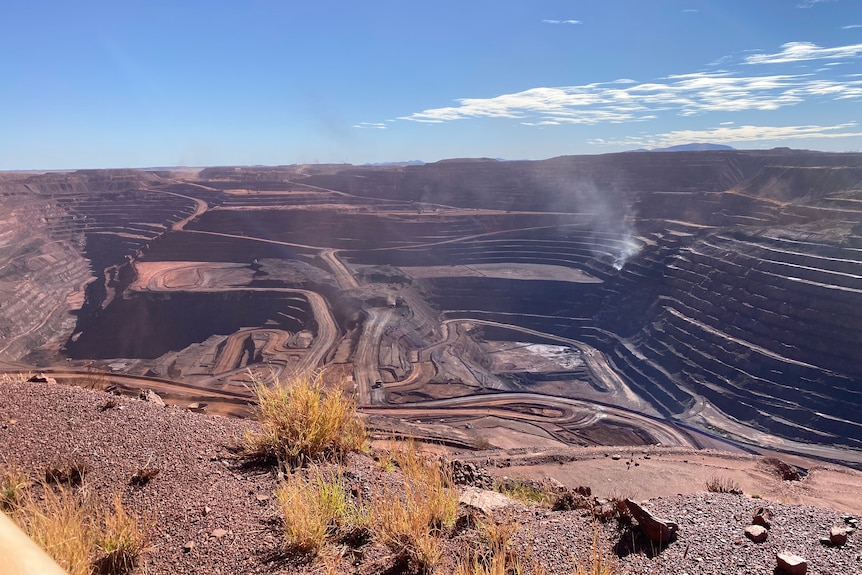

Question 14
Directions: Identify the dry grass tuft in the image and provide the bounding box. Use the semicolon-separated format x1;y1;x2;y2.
9;484;148;575
245;372;365;469
44;460;90;487
92;495;149;575
0;372;33;384
572;524;617;575
129;467;159;487
371;444;459;572
16;485;96;575
705;475;742;494
494;478;557;507
1;467;30;511
456;512;523;575
275;466;353;556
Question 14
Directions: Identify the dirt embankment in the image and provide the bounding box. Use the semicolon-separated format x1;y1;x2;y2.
2;379;862;575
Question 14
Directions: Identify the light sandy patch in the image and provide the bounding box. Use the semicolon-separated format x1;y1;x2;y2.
495;450;862;514
402;263;603;282
482;341;584;372
131;261;254;291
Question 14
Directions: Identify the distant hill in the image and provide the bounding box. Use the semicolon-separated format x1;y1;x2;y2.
631;143;735;152
362;160;425;167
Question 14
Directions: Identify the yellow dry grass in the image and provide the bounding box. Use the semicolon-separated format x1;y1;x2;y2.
246;371;365;469
5;473;148;575
0;467;30;511
456;513;523;575
93;495;149;575
275;466;353;555
571;524;618;575
371;443;459;572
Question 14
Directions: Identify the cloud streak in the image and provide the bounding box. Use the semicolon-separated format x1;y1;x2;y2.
745;41;862;64
542;19;581;25
589;122;862;148
397;71;862;125
353;122;387;129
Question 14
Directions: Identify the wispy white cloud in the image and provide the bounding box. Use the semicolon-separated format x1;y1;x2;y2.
842;24;862;29
542;19;582;25
353;122;387;129
745;41;862;64
708;55;733;67
720;121;735;125
589;122;862;148
397;71;862;125
683;9;699;13
798;0;836;7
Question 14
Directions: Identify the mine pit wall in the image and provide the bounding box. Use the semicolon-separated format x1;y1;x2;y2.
66;291;314;360
4;154;862;453
0;170;200;363
312;151;862;449
0;184;93;362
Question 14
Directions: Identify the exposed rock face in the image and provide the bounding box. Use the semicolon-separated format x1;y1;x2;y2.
0;170;189;365
300;150;862;450
625;498;678;544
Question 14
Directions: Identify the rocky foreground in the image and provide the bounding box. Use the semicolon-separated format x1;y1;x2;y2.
1;379;860;575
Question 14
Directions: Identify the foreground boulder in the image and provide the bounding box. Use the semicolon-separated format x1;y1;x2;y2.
776;552;807;575
625;499;678;544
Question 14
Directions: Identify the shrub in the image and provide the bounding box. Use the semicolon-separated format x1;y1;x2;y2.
705;475;742;494
245;372;365;469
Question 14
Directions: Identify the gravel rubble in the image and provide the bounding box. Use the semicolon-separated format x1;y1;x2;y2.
2;380;860;574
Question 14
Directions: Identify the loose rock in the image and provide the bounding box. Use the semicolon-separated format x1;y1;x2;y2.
139;389;166;407
745;525;768;543
753;506;774;529
776;552;807;575
625;499;678;544
829;526;849;546
459;486;515;514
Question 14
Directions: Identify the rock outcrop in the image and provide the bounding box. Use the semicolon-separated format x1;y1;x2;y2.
625;498;678;544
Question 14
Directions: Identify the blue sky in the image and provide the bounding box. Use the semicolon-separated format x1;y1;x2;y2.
2;0;861;169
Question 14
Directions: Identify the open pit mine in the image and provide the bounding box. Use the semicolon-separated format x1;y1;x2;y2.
1;149;861;466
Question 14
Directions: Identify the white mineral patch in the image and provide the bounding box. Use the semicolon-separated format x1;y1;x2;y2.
523;344;583;369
